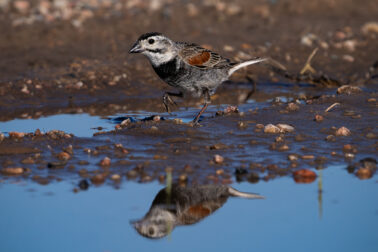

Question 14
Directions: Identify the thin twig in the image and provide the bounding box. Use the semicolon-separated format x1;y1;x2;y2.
300;47;318;75
325;102;340;112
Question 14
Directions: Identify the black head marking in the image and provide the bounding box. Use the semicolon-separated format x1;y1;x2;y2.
138;32;163;41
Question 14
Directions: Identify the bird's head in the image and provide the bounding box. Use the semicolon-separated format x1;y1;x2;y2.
129;32;177;66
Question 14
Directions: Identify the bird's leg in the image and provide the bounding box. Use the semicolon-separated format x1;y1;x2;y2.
192;89;210;125
163;92;183;113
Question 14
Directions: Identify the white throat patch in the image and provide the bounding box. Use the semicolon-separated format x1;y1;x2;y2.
144;50;177;67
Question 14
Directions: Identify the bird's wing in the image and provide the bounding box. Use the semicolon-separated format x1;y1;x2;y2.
178;43;231;69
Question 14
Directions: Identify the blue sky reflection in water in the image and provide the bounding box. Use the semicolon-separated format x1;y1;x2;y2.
0;102;267;138
0;165;377;252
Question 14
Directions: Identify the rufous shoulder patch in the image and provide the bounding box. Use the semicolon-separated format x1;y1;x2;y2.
187;204;211;218
187;51;211;66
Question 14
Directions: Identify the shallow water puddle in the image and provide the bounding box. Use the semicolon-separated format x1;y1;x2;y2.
0;83;321;137
0;102;265;137
0;165;377;252
0;114;106;138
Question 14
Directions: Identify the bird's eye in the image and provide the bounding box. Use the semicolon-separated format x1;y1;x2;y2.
148;39;155;44
148;227;155;236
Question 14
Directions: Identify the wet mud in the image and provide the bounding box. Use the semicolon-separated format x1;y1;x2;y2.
0;0;377;188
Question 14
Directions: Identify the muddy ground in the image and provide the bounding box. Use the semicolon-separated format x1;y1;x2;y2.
0;0;377;189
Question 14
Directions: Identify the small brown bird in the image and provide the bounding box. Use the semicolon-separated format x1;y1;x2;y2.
132;184;264;239
129;32;266;124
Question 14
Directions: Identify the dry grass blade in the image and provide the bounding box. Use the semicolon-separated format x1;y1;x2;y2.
300;47;318;75
325;102;340;112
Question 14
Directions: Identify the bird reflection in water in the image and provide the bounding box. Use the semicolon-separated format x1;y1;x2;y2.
132;184;264;239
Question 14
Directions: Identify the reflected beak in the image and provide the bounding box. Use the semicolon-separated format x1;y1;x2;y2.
129;42;143;53
130;219;140;229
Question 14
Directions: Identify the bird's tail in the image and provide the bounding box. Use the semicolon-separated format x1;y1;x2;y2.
228;58;267;77
228;187;265;199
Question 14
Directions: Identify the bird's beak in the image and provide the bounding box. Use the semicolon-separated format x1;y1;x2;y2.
129;42;143;53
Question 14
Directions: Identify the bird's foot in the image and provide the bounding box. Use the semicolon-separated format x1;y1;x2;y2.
163;93;178;113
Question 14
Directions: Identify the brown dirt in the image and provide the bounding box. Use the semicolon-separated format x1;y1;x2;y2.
0;0;377;188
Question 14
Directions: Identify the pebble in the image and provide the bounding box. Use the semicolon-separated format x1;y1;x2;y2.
334;31;347;40
1;167;25;175
173;118;183;124
276;124;295;133
223;45;234;52
237;121;247;128
78;168;88;175
21;85;30;94
209;143;228;150
264;124;280;134
301;33;317;47
91;174;105;184
213;169;224;176
278;144;290;151
9;131;25;139
75;81;84;89
126;170;138;179
153;155;168;160
325;135;336;142
241;43;252;49
286;103;299;111
361;22;378;35
47;161;66;169
114;144;129;154
34;128;43;136
337;85;362;95
365;132;376;139
111;174;121;181
342;144;357;153
301;155;315;160
314;114;324;122
165;166;174;173
224;106;239;114
225;3;241;15
158;175;165;184
335;126;351;136
78;179;89;190
83;148;92;154
120;118;131;126
57;151;70;161
32;175;49;185
21;157;35;164
343;40;357;51
255;124;265;129
183;164;192;173
288;154;299;161
275;136;284;142
360;157;377;170
186;3;198;16
99;157;111;166
78;160;89;165
14;0;30;14
342;55;354;63
178;174;188;182
355;168;372;180
140;175;153;183
213;154;224;164
293;169;317;183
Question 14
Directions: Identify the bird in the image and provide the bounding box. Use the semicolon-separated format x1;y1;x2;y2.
132;184;264;239
129;32;266;124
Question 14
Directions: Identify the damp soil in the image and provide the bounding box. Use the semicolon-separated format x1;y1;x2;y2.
0;0;377;186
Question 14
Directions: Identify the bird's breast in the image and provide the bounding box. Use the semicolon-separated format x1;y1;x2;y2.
152;57;183;82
